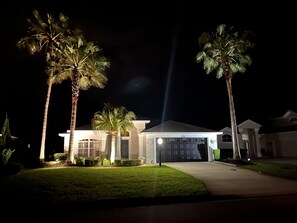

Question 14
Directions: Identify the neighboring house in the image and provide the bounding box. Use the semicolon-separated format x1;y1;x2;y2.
259;110;297;157
59;120;222;164
218;120;262;159
218;110;297;159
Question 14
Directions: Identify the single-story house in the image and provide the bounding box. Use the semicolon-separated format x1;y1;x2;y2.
59;120;222;164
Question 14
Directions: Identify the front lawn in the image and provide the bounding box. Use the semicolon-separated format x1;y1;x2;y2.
241;160;297;180
1;165;208;209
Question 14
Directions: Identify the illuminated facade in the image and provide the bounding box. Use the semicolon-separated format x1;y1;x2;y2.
59;120;223;164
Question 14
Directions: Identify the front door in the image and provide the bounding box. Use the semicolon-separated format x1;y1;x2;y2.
121;140;129;159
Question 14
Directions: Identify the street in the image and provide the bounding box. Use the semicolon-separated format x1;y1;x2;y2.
36;194;297;222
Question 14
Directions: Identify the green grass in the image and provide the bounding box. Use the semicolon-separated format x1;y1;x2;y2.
0;165;208;209
241;160;297;180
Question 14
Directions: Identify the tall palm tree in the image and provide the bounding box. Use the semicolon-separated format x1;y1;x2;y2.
51;38;110;163
92;103;136;163
196;24;254;160
17;9;80;161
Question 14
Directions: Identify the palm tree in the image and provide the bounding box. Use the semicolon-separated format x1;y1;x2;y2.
17;9;80;161
196;24;254;160
0;113;15;168
92;103;136;163
0;113;12;149
51;38;110;163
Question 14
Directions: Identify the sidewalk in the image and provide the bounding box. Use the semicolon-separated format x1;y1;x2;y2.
166;161;297;198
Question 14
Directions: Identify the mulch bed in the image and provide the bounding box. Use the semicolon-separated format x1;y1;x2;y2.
219;159;255;166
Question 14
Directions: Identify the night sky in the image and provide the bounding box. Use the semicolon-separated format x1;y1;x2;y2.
1;0;296;155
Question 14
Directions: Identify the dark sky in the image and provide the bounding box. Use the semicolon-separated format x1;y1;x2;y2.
1;0;296;154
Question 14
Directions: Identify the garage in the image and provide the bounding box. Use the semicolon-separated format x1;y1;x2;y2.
156;137;208;162
142;120;222;164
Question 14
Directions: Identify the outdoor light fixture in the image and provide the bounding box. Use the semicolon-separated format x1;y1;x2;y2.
157;138;163;166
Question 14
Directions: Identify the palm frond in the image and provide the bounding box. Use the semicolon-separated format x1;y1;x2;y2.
196;23;254;78
216;67;223;78
92;103;136;135
196;52;205;62
217;24;226;35
203;57;219;74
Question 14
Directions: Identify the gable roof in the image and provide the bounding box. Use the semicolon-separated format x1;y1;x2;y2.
144;120;217;132
220;127;231;132
259;110;297;134
238;119;262;129
280;110;297;119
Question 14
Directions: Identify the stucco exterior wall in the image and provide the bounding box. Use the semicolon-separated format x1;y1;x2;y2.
60;130;107;156
145;137;155;164
129;128;139;159
260;132;297;157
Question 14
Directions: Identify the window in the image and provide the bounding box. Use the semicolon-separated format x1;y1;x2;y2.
121;131;130;137
90;139;100;148
290;117;297;124
78;149;88;157
78;139;100;157
78;139;88;148
222;134;232;142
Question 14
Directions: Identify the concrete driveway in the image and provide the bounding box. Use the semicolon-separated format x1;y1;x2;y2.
165;161;297;198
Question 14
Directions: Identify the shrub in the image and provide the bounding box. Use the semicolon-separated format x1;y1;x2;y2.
76;157;85;166
213;149;220;160
85;159;94;167
103;159;111;166
54;153;67;161
114;159;121;166
120;159;141;166
0;161;24;176
1;148;15;167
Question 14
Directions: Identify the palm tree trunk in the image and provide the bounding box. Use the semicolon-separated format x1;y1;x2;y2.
110;134;116;164
105;133;112;157
225;78;241;160
67;72;80;164
39;81;52;161
67;98;78;164
115;129;121;160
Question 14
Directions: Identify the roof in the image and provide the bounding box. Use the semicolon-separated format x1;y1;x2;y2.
220;127;231;132
238;119;262;129
144;120;217;132
259;125;297;134
75;124;92;130
272;110;297;120
60;119;150;133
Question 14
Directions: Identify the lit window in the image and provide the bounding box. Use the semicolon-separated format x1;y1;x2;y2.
78;139;100;157
78;139;88;148
78;148;88;157
90;139;100;148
